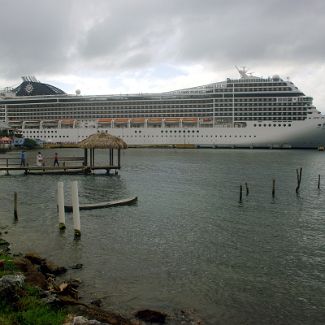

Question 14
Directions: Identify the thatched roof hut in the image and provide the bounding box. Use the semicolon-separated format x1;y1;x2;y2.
78;132;127;171
78;132;127;149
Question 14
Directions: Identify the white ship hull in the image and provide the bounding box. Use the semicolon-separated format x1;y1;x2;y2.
3;69;325;148
21;119;325;148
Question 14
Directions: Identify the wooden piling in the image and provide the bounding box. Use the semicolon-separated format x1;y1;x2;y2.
14;192;18;220
272;179;275;198
71;181;81;238
296;167;302;193
318;174;320;189
245;182;249;196
239;185;243;203
57;182;66;230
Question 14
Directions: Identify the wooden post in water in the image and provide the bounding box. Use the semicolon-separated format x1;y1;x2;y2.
57;182;66;230
318;174;320;189
239;185;243;203
14;192;18;220
296;167;302;194
245;182;249;196
272;179;275;198
71;181;81;238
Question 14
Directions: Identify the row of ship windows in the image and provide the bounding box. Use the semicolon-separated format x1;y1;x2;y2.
8;102;310;111
254;123;291;127
125;135;258;138
8;112;308;119
7;104;310;113
26;134;258;139
7;98;310;109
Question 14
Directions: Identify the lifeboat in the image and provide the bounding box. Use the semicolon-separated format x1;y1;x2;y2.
164;118;181;123
147;118;163;123
60;119;75;125
131;118;145;124
201;117;213;123
182;118;198;123
114;118;129;124
97;118;113;123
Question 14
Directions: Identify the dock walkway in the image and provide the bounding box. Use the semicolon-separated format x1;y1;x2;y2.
0;157;120;175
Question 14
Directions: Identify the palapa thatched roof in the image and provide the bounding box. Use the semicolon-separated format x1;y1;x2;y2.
78;132;127;149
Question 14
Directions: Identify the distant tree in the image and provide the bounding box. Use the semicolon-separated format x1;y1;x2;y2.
23;138;39;149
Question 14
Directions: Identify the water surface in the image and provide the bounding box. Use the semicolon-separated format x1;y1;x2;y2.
1;148;325;324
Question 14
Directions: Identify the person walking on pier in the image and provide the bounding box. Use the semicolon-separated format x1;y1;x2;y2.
20;150;26;166
54;152;59;167
36;152;43;167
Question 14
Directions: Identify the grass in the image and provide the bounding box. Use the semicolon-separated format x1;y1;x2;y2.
0;253;16;276
0;253;67;325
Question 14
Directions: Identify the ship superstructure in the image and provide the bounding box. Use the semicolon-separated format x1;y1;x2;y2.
0;69;324;148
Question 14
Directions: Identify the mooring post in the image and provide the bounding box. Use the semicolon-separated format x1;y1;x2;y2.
318;174;320;190
272;178;275;198
14;192;18;220
245;182;249;196
296;168;302;193
239;185;243;203
71;181;81;238
57;182;66;230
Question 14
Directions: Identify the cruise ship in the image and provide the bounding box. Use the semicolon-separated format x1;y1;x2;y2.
0;68;324;148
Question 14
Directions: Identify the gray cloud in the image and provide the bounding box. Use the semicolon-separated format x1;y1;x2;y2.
0;0;325;78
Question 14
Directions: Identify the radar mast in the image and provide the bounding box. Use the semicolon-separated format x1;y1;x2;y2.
235;66;253;79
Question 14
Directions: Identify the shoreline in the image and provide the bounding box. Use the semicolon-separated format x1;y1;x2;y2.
0;231;202;325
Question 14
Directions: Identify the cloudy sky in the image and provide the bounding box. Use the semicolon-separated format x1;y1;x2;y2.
0;0;325;111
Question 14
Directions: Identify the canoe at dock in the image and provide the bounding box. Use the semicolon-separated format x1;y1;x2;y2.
64;196;137;212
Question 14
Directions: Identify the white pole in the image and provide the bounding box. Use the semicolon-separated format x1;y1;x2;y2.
57;181;66;230
71;181;81;237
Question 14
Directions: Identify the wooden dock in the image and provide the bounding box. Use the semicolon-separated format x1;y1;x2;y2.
0;157;120;175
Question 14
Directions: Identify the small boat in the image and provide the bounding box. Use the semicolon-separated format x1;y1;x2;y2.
64;196;137;212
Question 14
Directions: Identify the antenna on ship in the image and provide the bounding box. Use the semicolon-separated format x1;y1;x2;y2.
235;65;250;78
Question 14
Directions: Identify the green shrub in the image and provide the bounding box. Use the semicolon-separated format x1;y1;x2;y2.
0;254;16;276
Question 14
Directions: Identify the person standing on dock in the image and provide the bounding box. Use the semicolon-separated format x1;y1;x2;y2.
54;152;59;166
36;152;43;167
20;150;26;166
